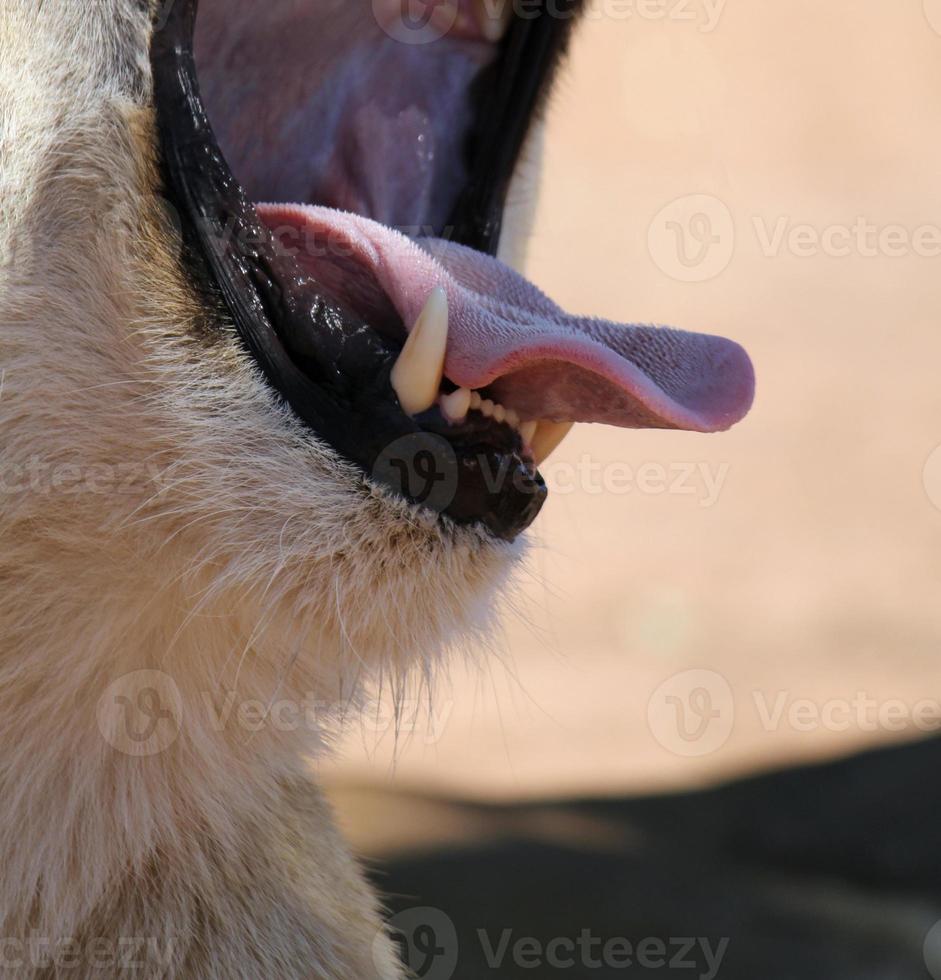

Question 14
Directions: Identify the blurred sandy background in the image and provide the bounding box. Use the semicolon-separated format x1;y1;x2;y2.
324;0;941;809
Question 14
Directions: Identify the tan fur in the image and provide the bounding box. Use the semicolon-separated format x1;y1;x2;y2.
0;3;522;976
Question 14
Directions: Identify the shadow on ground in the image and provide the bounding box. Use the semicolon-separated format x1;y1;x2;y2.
332;738;941;978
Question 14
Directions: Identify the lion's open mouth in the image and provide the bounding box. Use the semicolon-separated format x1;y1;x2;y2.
151;0;754;541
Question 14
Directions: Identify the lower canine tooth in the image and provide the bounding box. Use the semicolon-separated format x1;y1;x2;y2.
440;387;472;423
390;286;448;416
531;421;575;466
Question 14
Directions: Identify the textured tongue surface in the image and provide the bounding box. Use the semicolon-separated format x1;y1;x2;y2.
258;204;755;431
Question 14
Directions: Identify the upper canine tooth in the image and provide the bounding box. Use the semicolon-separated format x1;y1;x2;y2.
474;0;513;41
391;287;448;416
440;387;472;423
531;421;575;466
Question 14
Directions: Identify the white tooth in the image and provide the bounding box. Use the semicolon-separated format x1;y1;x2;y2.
520;420;538;445
531;421;574;466
493;404;507;423
505;409;520;429
470;391;482;410
480;399;495;417
474;0;513;41
390;287;448;416
440;387;472;423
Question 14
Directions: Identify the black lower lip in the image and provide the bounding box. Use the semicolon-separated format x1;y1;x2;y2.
149;0;576;541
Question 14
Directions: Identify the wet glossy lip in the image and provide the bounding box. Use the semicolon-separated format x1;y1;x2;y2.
149;0;583;542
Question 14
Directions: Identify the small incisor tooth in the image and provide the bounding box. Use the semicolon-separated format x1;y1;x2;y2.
440;387;472;423
390;287;448;416
531;421;574;466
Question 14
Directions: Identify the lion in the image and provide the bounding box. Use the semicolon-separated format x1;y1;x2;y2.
0;1;753;976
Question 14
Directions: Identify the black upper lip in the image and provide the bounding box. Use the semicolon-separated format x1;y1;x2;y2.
149;0;582;541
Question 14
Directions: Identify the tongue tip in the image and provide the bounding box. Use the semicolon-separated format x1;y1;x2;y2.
672;334;756;434
480;328;756;435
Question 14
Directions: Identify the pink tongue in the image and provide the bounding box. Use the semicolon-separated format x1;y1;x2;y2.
258;204;755;431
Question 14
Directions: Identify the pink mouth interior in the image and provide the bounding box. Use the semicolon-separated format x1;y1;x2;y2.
195;0;754;433
260;205;754;430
